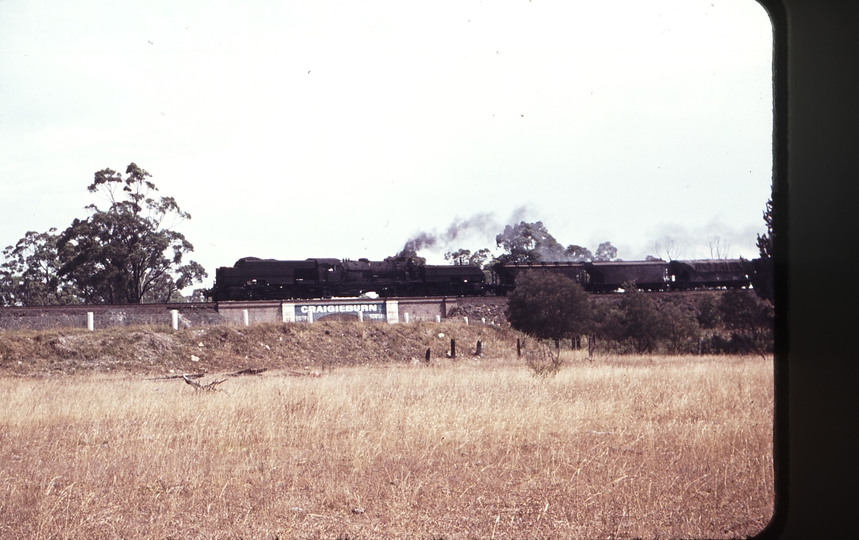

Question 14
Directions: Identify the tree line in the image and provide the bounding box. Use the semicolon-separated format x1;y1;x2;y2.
1;164;206;306
507;199;775;355
442;220;619;269
508;271;774;356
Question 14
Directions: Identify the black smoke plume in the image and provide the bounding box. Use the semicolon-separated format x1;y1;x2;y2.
393;210;517;260
397;232;438;258
392;207;533;261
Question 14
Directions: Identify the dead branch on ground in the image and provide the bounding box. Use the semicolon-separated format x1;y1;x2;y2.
147;373;204;381
227;368;267;377
183;374;226;392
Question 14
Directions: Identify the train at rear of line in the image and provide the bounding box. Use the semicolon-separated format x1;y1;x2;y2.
206;256;752;301
490;259;752;294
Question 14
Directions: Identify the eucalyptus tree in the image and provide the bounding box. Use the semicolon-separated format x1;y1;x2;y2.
56;163;206;304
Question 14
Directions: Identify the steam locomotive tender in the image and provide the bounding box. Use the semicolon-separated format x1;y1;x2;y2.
209;257;486;301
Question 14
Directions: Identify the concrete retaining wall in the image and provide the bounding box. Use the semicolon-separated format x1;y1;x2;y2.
396;298;455;322
0;304;223;331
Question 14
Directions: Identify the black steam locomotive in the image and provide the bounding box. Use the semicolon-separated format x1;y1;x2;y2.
208;257;487;301
207;256;751;301
490;259;751;294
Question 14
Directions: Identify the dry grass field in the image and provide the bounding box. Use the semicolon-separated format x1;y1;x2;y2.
0;340;773;539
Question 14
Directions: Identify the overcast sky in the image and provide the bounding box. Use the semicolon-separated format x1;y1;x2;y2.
0;0;773;289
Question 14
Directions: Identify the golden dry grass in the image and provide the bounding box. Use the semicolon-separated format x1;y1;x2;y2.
0;353;773;539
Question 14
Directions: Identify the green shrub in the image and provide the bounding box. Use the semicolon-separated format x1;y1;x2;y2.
506;271;591;344
718;290;774;354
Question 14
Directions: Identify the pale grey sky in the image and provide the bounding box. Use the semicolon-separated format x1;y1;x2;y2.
0;0;773;289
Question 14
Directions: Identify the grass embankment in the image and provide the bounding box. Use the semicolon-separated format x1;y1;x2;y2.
0;321;513;377
0;325;774;539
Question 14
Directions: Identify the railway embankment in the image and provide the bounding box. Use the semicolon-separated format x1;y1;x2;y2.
0;289;740;377
0;319;520;377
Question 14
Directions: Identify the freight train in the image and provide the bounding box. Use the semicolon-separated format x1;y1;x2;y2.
490;259;751;294
207;256;751;301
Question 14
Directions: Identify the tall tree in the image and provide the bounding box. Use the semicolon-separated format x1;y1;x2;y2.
594;241;618;261
707;236;731;259
651;236;683;261
56;163;206;304
564;244;593;262
1;229;78;306
495;221;566;264
445;247;491;268
444;248;472;266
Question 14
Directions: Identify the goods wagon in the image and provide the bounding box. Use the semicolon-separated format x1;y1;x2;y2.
492;259;750;293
